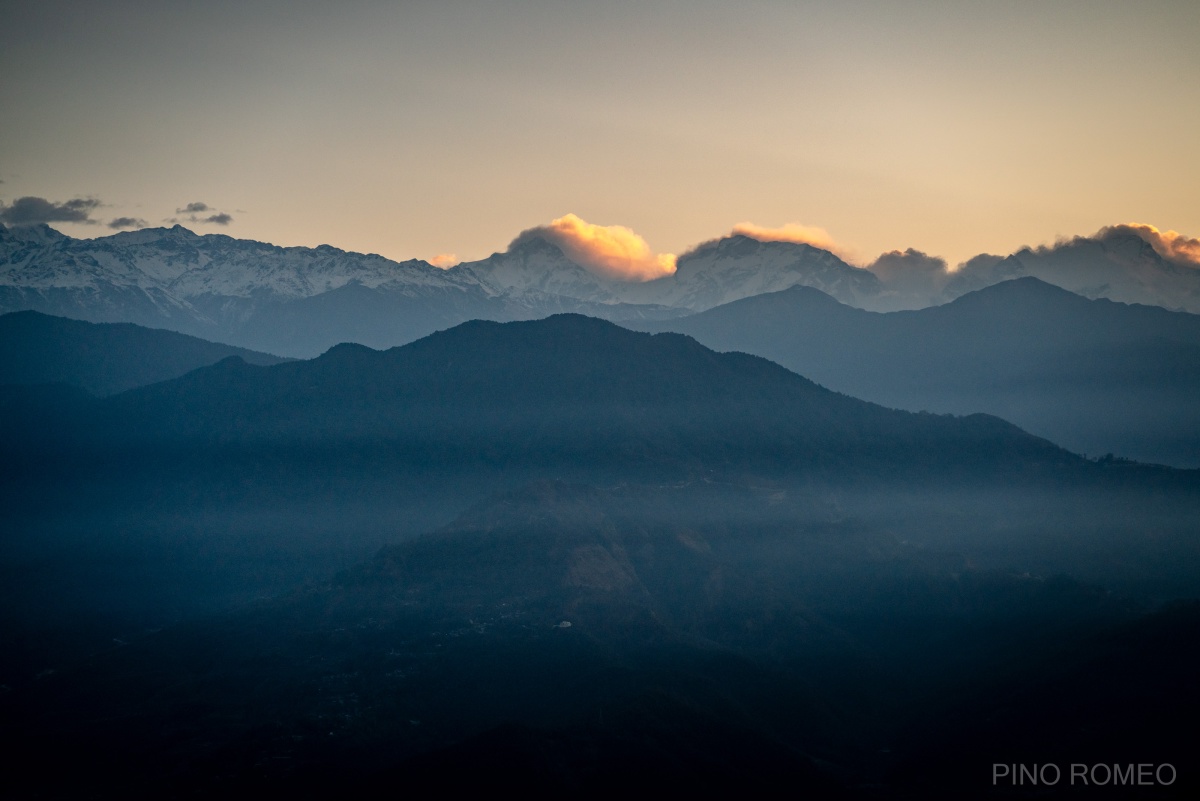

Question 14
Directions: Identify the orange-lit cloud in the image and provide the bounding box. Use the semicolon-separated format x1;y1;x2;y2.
510;213;676;282
1095;223;1200;268
429;252;460;268
729;222;859;263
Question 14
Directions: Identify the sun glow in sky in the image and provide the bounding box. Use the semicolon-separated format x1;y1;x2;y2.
2;0;1198;268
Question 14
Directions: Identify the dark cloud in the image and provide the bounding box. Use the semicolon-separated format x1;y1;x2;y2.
862;248;953;310
108;216;148;229
0;196;100;226
868;248;948;291
166;202;234;226
941;253;1014;298
956;253;1005;274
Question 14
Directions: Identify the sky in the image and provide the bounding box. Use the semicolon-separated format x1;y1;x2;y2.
2;0;1198;269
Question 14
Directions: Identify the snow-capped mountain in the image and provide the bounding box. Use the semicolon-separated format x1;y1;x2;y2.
2;223;888;355
0;223;491;355
5;220;1196;357
0;222;464;299
629;234;883;311
455;236;624;302
0;224;688;356
944;229;1200;313
451;233;884;313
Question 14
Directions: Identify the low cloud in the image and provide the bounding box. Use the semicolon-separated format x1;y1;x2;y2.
108;216;148;229
954;253;1005;275
860;248;952;310
430;253;460;268
1095;223;1200;268
204;212;232;225
868;248;949;291
176;202;211;214
0;196;100;226
510;213;676;282
728;222;858;263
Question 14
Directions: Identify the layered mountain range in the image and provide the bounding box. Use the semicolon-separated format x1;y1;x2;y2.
5;221;1195;357
630;277;1200;468
0;224;874;356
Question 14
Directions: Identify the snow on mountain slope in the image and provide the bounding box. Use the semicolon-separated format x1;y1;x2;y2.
630;234;883;311
452;232;884;313
945;230;1200;313
1;224;463;299
1;224;884;326
452;236;630;304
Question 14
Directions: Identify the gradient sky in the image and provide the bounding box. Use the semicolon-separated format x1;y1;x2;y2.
2;0;1198;268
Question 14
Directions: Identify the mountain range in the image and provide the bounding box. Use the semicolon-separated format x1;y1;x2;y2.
2;313;1083;480
5;313;1195;632
630;277;1200;468
9;262;1197;466
0;224;874;357
0;310;288;396
6;221;1196;357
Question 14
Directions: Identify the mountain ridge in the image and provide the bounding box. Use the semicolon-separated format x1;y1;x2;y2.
0;223;894;356
0;310;289;395
628;277;1200;466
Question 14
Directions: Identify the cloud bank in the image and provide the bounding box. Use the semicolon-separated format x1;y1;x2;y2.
868;248;949;291
1095;223;1200;268
510;214;676;282
0;196;100;226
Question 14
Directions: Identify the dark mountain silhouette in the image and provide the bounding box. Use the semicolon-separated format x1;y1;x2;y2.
0;310;289;395
5;312;1196;660
629;278;1200;467
22;312;1081;483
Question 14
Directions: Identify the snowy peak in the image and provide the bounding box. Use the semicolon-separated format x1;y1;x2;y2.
0;222;69;247
946;230;1200;313
0;223;455;299
454;236;629;303
655;234;882;311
